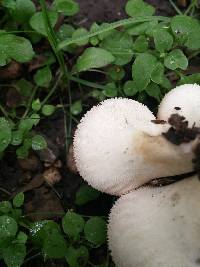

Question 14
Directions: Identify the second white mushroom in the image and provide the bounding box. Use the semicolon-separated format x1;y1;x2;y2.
108;175;200;267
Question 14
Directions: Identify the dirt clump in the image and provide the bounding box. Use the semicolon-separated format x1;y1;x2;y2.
163;114;200;145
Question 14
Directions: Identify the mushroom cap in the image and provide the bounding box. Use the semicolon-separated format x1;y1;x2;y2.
108;175;200;267
73;98;164;195
108;176;200;267
158;84;200;127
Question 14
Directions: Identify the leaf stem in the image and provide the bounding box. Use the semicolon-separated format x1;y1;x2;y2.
0;104;9;118
184;0;198;15
41;72;62;106
22;86;38;119
23;252;42;265
0;187;11;196
58;16;170;50
169;0;183;15
70;75;106;90
40;0;72;154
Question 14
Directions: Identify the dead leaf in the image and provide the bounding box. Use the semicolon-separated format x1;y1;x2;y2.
177;0;188;7
6;87;22;108
0;61;22;80
28;55;46;72
18;174;44;193
18;153;40;171
43;167;62;185
24;186;64;220
36;136;59;165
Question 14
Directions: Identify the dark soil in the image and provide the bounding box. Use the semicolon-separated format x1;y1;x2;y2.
74;0;175;28
0;1;190;267
163;114;200;145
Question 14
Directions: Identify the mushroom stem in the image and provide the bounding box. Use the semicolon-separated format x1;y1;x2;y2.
134;132;194;182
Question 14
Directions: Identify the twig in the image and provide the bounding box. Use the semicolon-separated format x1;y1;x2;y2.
169;0;183;14
41;71;62;106
0;187;12;196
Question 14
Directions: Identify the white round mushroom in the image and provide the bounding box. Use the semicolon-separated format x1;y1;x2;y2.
73;98;193;196
158;84;200;127
108;175;200;267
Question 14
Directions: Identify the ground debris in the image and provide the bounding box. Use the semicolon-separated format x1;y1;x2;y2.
163;113;200;178
24;186;64;221
151;119;167;124
0;61;22;80
43;167;62;186
18;153;40;172
36;136;59;165
6;87;22;108
15;174;44;194
177;0;188;7
163;114;200;145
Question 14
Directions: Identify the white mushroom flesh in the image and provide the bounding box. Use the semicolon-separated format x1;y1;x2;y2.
158;84;200;127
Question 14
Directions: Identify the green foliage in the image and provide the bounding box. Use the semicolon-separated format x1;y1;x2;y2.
70;100;82;115
0;193;108;267
30;11;58;36
103;82;118;97
72;28;89;46
101;31;133;65
62;211;85;239
10;0;36;23
66;246;89;267
164;49;188;70
133;35;148;52
171;15;200;49
75;185;101;206
125;0;155;17
107;66;125;81
53;0;80;16
31;135;47;151
42;105;56;116
151;62;165;84
76;47;115;72
13;193;24;208
0;111;49;158
0;118;12;152
34;66;52;88
0;193;27;267
0;215;18;243
0;0;199;160
84;217;107;246
0;34;34;66
53;0;200;103
132;53;157;91
3;243;26;267
153;27;173;52
0;202;12;214
123;80;138;96
40;221;68;259
32;99;42;112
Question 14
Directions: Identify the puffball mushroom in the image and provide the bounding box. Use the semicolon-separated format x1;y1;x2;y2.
74;98;193;196
158;83;200;127
108;175;200;267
